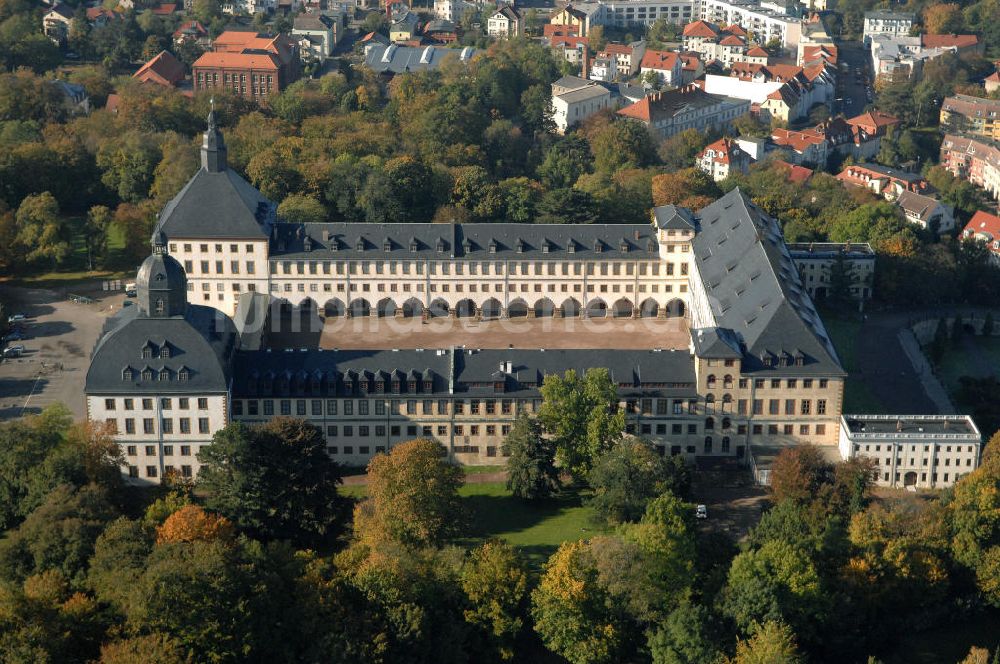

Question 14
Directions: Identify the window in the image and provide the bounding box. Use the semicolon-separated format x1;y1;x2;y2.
179;418;190;433
179;398;189;409
161;419;173;434
817;399;826;415
800;400;811;415
197;398;208;409
105;398;116;410
198;418;209;434
142;398;152;410
146;466;158;478
125;418;135;434
768;399;779;415
143;418;154;434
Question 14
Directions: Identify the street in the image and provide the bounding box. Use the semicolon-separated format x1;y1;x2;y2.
835;40;873;116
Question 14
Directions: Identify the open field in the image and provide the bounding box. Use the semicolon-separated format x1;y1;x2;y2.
270;315;691;351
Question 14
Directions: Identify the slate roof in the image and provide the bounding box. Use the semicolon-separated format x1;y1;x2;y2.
690;189;844;375
653;205;697;231
231;347;697;398
896;190;948;222
86;304;237;394
270;223;661;260
364;43;477;74
156;168;272;239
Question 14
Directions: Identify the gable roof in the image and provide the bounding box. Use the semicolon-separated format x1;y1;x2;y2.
773;160;813;184
133;50;185;87
921;33;979;50
746;46;769;57
640;49;679;70
896;190;945;221
683;20;719;38
618;85;740;123
690;188;843;375
964;210;1000;244
846;110;899;132
46;3;75;19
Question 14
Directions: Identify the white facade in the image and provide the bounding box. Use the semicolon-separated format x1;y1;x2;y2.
862;10;914;45
839;415;981;489
601;0;695;27
89;393;228;484
699;0;802;49
434;0;475;22
168;239;271;314
486;8;521;39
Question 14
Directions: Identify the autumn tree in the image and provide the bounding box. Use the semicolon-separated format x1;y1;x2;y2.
198;418;348;547
98;634;191;664
727;621;804;664
768;445;833;504
587;438;677;523
461;540;531;661
15;192;70;267
504;413;561;500
538;368;626;478
353;438;464;549
923;3;963;34
277;193;328;224
651;168;720;210
156;505;236;545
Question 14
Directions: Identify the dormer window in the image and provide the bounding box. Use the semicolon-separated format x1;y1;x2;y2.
304;236;312;252
494;380;505;392
488;240;497;254
141;345;154;359
463;240;472;253
516;239;525;253
142;368;153;381
567;241;576;254
355;238;365;251
159;346;170;359
647;239;656;252
620;240;629;253
437;239;446;253
542;241;550;254
329;238;339;252
392;380;401;393
423;379;433;391
375;380;385;393
594;240;603;253
383;239;391;252
155;299;164;314
159;368;170;381
408;379;417;391
122;367;133;381
178;367;189;381
410;239;418;252
761;352;772;367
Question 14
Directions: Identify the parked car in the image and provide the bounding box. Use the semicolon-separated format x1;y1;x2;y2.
3;345;24;358
2;331;25;342
696;504;708;520
125;282;137;297
7;313;26;323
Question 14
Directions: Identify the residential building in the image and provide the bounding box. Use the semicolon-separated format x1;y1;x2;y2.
962;210;1000;263
836;163;929;200
771;127;828;165
193;32;300;101
602;0;695;27
552;76;613;131
598;41;647;78
940;134;1000;201
42;3;74;44
703;72;820;123
697;137;751;181
796;13;835;64
487;6;522;39
549;34;590;65
389;11;420;42
292;13;342;63
54;80;90;115
422;19;460;44
434;0;475;21
870;33;974;83
698;0;803;50
682;20;764;67
895;190;955;233
133;50;187;90
772;159;812;184
617;84;750;138
862;10;913;45
549;3;606;36
986;71;1000;94
921;33;981;56
839;415;981;489
941;94;1000;142
640;49;683;87
173;20;210;48
786;242;875;301
92;118;851;480
363;43;478;75
680;52;704;83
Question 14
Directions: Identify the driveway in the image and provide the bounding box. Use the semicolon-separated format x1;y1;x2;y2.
0;284;123;421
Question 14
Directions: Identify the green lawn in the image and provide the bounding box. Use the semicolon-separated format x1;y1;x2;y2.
885;610;1000;664
937;336;1000;397
342;481;605;568
820;311;887;414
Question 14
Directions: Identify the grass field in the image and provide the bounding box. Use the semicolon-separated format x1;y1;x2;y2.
820;311;887;414
342;481;605;567
937;336;1000;397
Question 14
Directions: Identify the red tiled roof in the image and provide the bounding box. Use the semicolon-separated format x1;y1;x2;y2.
847;110;900;131
700;137;740;164
987;72;1000;83
193;51;281;70
151;3;177;14
964;210;1000;247
719;35;744;46
681;53;701;71
174;20;208;38
773;160;813;184
921;34;979;50
772;128;825;152
133;50;185;87
640;49;679;70
551;35;588;48
746;46;769;58
723;24;747;36
86;7;122;20
683;20;719;38
601;43;633;56
543;23;578;37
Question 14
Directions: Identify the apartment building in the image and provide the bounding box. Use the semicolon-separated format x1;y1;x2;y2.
862;10;913;45
603;0;695;27
940;134;1000;201
192;31;300;100
839;415;981;489
697;137;751;181
941;94;1000;142
962;210;1000;263
836;163;929;201
699;0;803;50
617;84;750;138
786;242;875;301
551;77;613;132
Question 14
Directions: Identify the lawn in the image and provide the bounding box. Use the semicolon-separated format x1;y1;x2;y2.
937;336;1000;396
820;311;887;414
342;481;606;568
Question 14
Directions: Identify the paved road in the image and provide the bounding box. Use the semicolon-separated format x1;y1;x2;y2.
835;40;872;116
0;284;122;421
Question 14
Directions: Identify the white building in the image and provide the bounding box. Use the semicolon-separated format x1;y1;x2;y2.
639;49;683;87
699;0;803;50
895;190;955;233
487;6;522;39
862;10;914;46
552;77;613;132
292;13;342;63
601;0;695;27
697;137;751;181
434;0;475;22
839;415;981;489
786;242;875;301
617;84;750;138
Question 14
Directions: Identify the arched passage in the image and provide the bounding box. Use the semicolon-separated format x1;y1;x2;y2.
455;299;476;318
428;298;449;318
401;298;423;318
611;298;633;318
665;298;686;318
298;298;321;332
481;298;502;319
323;298;345;318
349;298;371;317
376;298;397;317
507;298;529;318
639;298;658;318
586;298;607;318
561;297;581;318
534;297;555;318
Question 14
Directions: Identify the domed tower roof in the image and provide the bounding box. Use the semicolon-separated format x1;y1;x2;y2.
136;231;187;318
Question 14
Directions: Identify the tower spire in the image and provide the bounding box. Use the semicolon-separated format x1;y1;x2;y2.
201;101;227;173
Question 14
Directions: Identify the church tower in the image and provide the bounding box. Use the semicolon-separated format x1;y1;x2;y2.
137;231;188;318
201;107;228;173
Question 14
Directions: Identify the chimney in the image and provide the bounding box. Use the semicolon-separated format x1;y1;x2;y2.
896;419;903;432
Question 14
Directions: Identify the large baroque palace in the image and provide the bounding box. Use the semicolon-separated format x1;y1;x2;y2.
86;115;858;484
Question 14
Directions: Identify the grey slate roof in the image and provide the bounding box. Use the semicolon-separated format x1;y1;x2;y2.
270;222;662;260
895;190;950;222
691;189;844;376
363;43;477;74
231;347;697;398
653;204;697;231
157;167;273;239
86;304;238;394
234;291;271;351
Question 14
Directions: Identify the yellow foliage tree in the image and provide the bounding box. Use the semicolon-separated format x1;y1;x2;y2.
155;505;235;545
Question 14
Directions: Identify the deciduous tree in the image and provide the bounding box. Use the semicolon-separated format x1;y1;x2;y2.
504;413;560;500
461;540;530;661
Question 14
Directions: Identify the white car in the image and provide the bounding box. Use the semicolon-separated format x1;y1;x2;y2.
7;314;26;323
696;504;708;519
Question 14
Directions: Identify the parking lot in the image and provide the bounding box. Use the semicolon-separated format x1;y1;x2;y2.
692;473;769;541
0;284;125;421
